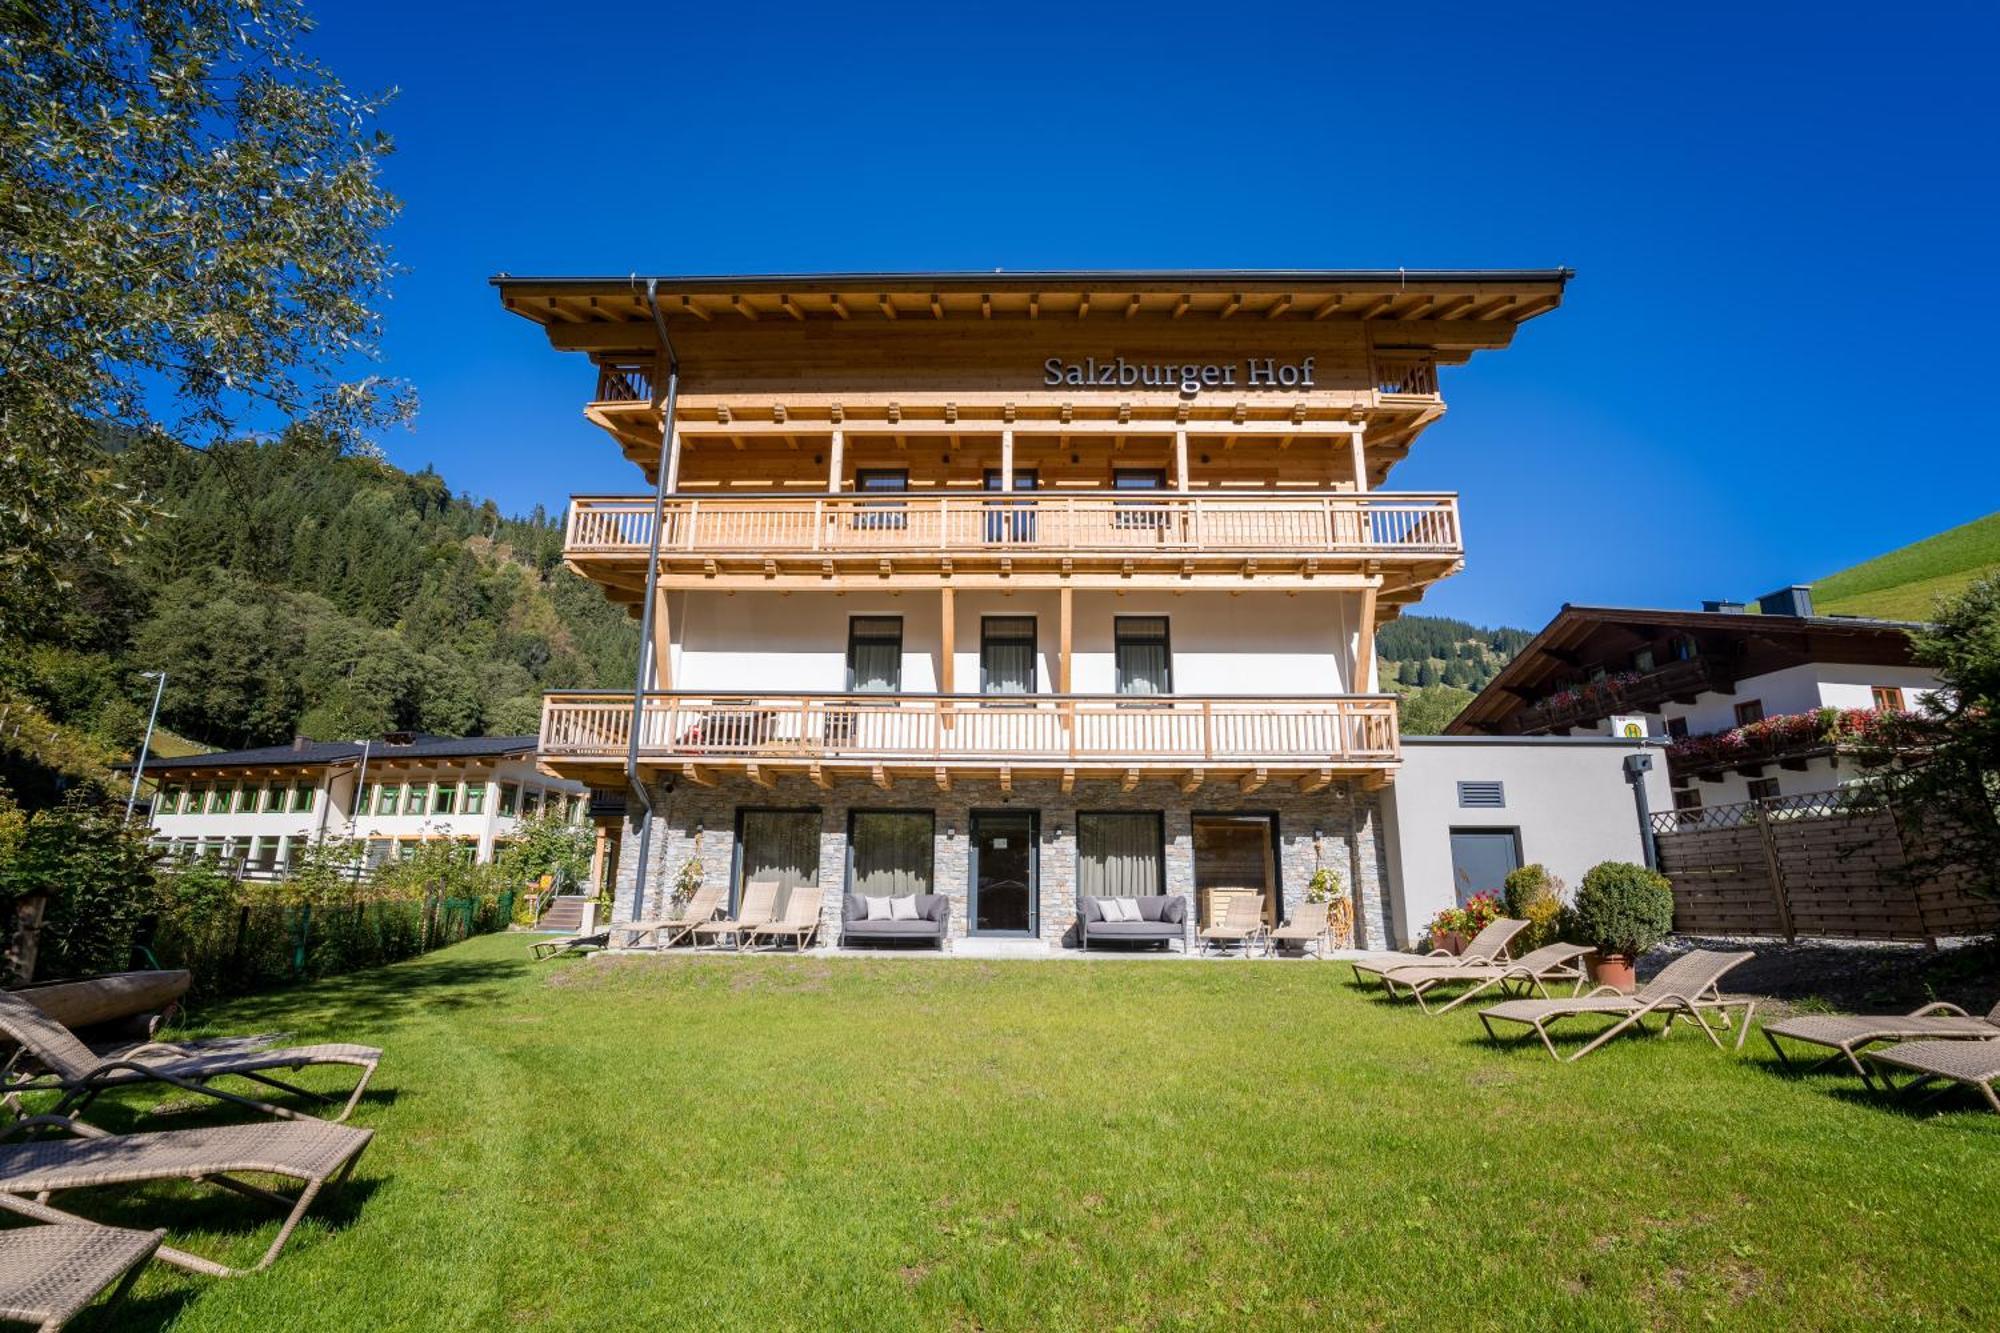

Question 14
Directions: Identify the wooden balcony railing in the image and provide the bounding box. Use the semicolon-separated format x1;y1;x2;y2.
1523;657;1731;734
593;359;656;404
1373;355;1440;397
564;492;1461;561
540;692;1400;768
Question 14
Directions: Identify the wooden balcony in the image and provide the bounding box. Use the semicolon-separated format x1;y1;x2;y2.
1520;656;1733;734
539;691;1400;790
563;491;1462;594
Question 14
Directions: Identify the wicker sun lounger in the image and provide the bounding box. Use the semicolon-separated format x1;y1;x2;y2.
1381;942;1593;1015
1349;917;1528;987
0;1117;373;1277
1198;895;1269;958
1866;1039;2000;1115
609;883;727;951
0;1224;163;1331
528;927;610;961
1478;949;1757;1062
747;886;826;952
1267;902;1332;958
1762;1000;2000;1078
0;991;380;1125
691;879;781;952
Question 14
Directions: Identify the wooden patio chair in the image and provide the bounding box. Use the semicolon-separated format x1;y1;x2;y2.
1381;942;1592;1015
1267;902;1332;958
747;886;826;953
1198;894;1269;958
1348;917;1528;988
691;879;781;952
1477;949;1757;1062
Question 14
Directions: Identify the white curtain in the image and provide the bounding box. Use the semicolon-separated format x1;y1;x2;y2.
850;812;932;898
1116;618;1171;695
739;811;820;914
1077;814;1162;898
982;617;1036;694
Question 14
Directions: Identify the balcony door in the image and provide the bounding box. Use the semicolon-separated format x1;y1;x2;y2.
982;468;1037;544
971;810;1037;936
980;616;1037;696
853;468;908;531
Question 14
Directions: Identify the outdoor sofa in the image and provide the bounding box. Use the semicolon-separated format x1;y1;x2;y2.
1078;895;1188;952
840;893;950;949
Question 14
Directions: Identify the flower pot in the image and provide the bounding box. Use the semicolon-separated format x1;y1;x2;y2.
1587;951;1637;993
1433;931;1467;956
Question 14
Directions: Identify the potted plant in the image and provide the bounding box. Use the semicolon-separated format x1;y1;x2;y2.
1568;861;1675;993
1423;904;1469;954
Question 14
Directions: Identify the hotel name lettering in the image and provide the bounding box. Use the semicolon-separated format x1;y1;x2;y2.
1042;356;1315;395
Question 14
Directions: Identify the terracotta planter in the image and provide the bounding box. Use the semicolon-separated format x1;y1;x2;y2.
1431;931;1467;956
1587;951;1637;993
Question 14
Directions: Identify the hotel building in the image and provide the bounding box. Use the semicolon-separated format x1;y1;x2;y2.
497;268;1662;949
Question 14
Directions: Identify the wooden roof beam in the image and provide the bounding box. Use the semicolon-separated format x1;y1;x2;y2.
1461;295;1517;320
730;295;759;321
1076;292;1090;319
981;293;992;320
1218;293;1243;319
679;296;713;322
827;295;850;320
877;294;898;320
1508;293;1561;321
1238;767;1268;795
930;293;944;319
1310;295;1345;320
1351;295;1395;320
779;295;807;321
1263;294;1293;319
1124;293;1142;319
1429;295;1476;321
1172;294;1191;320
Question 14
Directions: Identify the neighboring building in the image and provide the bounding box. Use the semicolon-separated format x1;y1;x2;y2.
1447;587;1939;811
140;733;590;876
497;268;1677;950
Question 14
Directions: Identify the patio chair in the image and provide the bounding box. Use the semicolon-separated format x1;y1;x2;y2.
0;1116;373;1277
1762;999;2000;1078
1381;942;1593;1015
1477;949;1757;1062
1198;895;1268;958
1348;917;1528;988
1267;902;1332;958
609;882;726;951
1865;1039;2000;1115
0;1223;163;1331
0;990;380;1124
691;879;780;952
747;886;826;953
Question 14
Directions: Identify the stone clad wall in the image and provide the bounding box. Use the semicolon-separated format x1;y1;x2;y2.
612;775;1394;949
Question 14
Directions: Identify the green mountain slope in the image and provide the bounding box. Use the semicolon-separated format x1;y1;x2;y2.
1376;615;1532;734
1812;511;2000;621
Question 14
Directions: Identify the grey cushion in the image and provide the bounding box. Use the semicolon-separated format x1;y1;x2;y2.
1085;920;1181;940
842;918;944;938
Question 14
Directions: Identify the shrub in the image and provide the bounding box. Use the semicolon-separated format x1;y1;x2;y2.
1569;861;1675;958
0;793;157;979
1503;864;1567;952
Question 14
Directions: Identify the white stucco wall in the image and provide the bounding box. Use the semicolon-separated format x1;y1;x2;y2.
671;589;1366;695
1380;736;1672;946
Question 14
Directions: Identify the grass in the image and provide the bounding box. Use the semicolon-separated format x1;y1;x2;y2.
33;935;2000;1330
1813;510;2000;621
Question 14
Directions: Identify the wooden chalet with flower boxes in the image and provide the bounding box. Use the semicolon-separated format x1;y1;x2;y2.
495;267;1675;951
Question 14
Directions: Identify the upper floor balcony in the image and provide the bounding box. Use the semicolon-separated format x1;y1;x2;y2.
538;690;1400;791
563;490;1462;594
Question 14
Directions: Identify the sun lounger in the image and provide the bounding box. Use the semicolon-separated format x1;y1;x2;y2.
1762;999;2000;1078
1381;942;1593;1015
0;1117;373;1277
747;886;825;952
1349;917;1528;987
1198;895;1268;958
529;928;610;961
1478;949;1757;1062
609;882;727;950
0;990;379;1124
0;1224;162;1331
1267;902;1332;958
691;879;780;951
1866;1039;2000;1115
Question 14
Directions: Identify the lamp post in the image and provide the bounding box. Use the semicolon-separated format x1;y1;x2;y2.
348;738;373;884
124;670;167;822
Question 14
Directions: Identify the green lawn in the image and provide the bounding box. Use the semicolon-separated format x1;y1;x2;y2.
35;935;2000;1330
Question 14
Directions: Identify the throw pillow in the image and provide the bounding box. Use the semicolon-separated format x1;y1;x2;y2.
863;894;893;920
888;894;920;920
1117;897;1144;921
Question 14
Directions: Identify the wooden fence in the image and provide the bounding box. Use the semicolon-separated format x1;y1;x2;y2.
1652;789;2000;943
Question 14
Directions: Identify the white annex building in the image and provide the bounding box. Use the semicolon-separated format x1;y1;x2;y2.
139;732;590;876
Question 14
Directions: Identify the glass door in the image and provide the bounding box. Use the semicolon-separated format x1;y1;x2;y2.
1447;828;1521;905
970;810;1037;935
982;468;1037;544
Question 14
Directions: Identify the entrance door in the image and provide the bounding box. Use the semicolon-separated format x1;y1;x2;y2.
1447;828;1522;905
970;810;1037;935
1193;814;1277;927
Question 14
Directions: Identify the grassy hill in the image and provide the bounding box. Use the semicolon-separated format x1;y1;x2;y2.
1813;511;2000;621
1376;615;1532;734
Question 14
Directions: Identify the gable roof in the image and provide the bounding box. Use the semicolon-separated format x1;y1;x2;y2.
135;734;540;774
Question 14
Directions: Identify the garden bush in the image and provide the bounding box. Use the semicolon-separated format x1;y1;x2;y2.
1568;861;1675;957
1502;863;1567;952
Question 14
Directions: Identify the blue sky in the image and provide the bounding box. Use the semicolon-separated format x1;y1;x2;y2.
306;1;1997;630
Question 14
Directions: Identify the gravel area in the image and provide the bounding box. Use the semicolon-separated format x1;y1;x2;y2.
1641;934;1999;1019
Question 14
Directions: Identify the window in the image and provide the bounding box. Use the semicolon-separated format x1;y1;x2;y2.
375;782;400;816
282;835;310;866
853;469;908;530
232;783;254;813
1665;716;1689;740
736;809;821;914
434;783;458;815
464;782;487;815
846;616;903;693
155;785;177;815
498;783;519;817
206;785;230;814
404;781;428;817
1747;777;1780;801
1631;648;1656;673
980;616;1037;695
1734;700;1764;727
1587;665;1607;684
848;810;933;899
981;469;1038;543
1672;788;1704;824
1871;686;1904;712
1671;635;1700;661
1114;616;1172;696
1456;781;1506;809
1447;828;1523;906
1077;813;1165;899
364;839;394;869
291;782;315;813
1112;468;1168;529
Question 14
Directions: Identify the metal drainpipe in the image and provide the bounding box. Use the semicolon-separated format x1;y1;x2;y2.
624;277;681;922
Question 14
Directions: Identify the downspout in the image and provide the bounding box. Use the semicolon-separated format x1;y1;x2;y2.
625;277;681;922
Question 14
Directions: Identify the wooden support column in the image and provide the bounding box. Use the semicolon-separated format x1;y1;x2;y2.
1059;585;1074;694
1354;585;1378;692
1349;427;1368;494
663;429;684;492
939;586;955;694
1174;428;1190;492
1000;425;1014;492
827;427;844;492
651;587;672;691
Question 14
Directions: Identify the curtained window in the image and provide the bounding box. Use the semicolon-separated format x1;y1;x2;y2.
846;616;903;693
849;811;933;898
738;810;821;914
981;616;1037;695
1077;813;1165;899
1114;617;1172;696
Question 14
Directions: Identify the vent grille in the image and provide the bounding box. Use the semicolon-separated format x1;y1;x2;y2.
1457;781;1506;809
